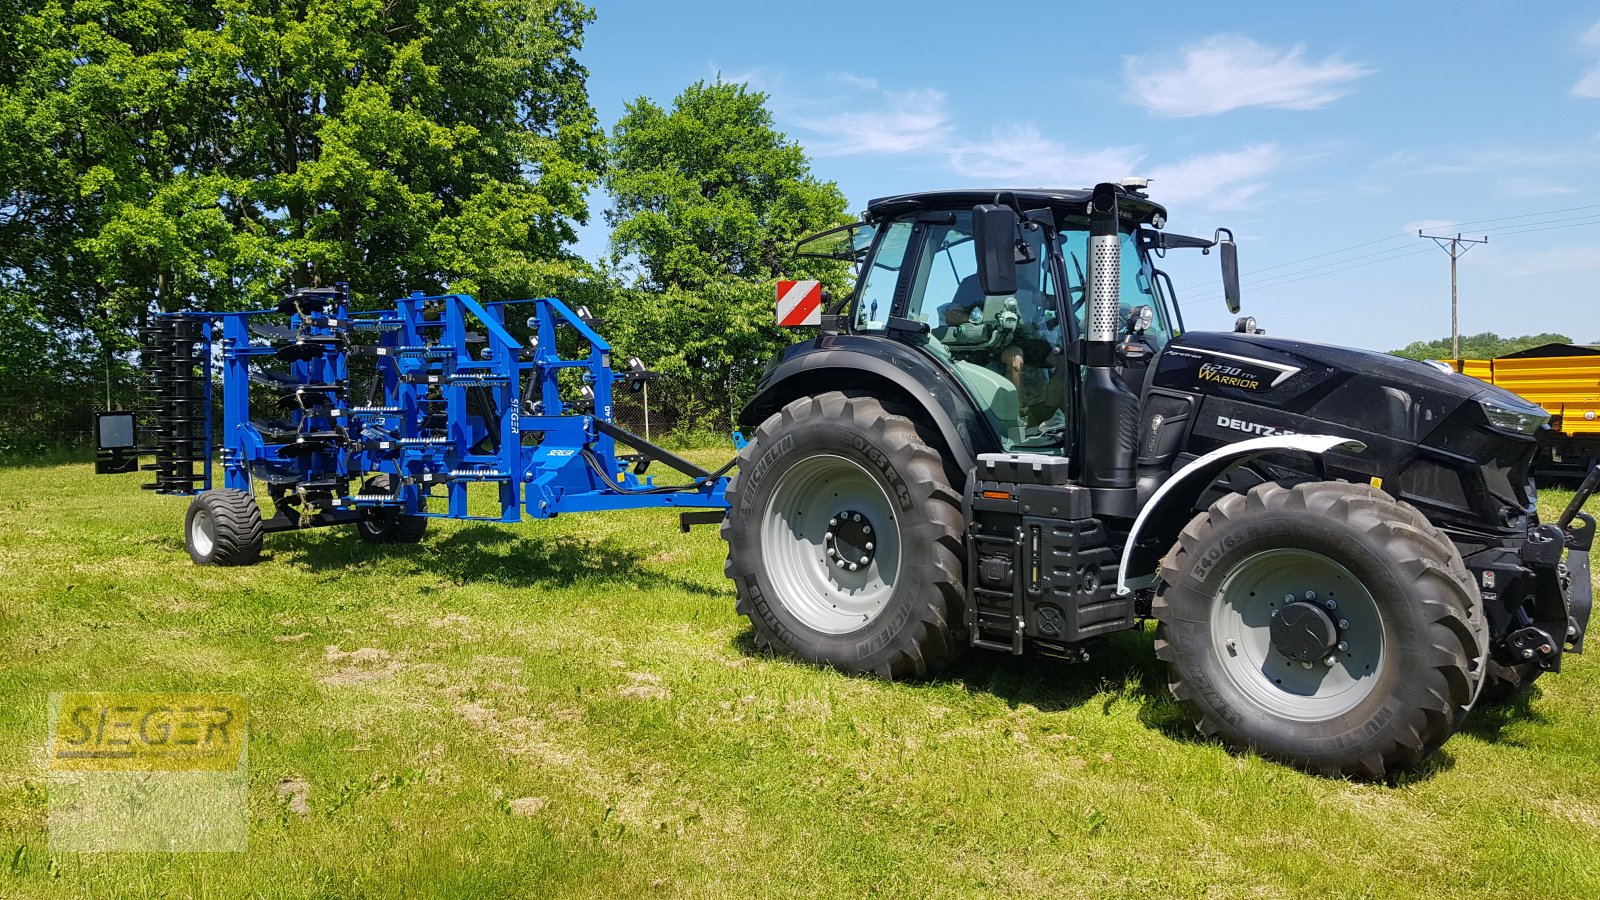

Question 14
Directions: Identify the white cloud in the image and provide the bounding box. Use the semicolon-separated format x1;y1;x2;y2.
1403;219;1457;234
1497;245;1600;276
793;87;952;156
1574;23;1600;98
946;125;1145;186
1126;36;1371;117
1145;145;1283;210
1496;175;1579;197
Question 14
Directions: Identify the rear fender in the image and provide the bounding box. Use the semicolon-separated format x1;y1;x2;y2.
1116;434;1368;594
740;341;994;478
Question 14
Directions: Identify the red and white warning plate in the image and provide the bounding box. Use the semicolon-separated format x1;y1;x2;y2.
776;280;822;327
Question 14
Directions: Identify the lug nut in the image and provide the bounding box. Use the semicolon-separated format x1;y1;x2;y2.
1324;657;1336;667
1569;625;1580;637
825;531;834;541
863;525;872;534
859;556;869;565
851;513;860;521
1305;591;1318;601
827;547;837;557
1338;619;1350;630
848;562;858;571
864;542;874;550
1301;661;1313;669
1284;594;1296;604
829;517;838;527
1324;600;1337;611
1337;641;1349;652
836;559;847;569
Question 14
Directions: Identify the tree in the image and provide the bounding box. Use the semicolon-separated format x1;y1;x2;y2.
0;0;603;449
1389;332;1574;362
602;79;850;429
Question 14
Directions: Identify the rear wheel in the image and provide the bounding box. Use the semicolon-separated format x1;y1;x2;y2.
723;392;964;678
1154;481;1486;778
185;489;264;566
356;475;428;545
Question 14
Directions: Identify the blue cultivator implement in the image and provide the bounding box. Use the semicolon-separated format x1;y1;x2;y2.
98;285;731;564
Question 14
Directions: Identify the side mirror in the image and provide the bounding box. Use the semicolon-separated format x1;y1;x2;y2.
973;204;1019;296
1215;227;1240;314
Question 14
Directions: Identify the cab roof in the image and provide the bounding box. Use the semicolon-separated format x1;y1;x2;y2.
864;187;1168;227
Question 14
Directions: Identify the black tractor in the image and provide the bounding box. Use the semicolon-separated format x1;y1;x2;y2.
721;182;1595;777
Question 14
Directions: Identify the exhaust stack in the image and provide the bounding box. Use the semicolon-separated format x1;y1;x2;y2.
1081;183;1139;491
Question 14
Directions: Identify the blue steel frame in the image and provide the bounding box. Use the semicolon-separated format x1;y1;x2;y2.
153;291;728;528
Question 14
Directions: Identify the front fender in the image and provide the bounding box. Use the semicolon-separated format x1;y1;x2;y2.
1116;434;1368;594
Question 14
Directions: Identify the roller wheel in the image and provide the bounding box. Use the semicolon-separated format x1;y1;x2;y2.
1153;481;1487;778
356;475;428;545
723;392;964;678
185;489;265;566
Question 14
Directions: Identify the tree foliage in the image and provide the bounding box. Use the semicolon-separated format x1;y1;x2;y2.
1389;332;1575;362
0;0;604;448
601;79;850;430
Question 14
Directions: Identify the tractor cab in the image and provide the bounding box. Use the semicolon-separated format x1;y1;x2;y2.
794;187;1219;464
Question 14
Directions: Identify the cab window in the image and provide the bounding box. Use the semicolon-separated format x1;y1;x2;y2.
853;219;913;331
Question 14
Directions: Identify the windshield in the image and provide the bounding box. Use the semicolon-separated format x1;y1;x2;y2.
1058;228;1177;348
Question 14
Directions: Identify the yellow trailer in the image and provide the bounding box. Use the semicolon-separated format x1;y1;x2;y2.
1446;344;1600;477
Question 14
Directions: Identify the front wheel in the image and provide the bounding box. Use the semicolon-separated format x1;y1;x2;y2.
722;392;965;678
1154;481;1486;778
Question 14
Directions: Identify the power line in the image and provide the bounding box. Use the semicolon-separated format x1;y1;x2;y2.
1184;246;1434;304
1435;202;1600;231
1179;201;1600;293
1181;214;1600;301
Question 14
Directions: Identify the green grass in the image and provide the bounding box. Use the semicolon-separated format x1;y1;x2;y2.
1;461;1598;898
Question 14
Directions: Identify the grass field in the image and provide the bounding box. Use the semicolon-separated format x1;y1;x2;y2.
2;457;1598;898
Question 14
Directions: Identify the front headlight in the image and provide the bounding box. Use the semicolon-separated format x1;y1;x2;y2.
1476;392;1550;435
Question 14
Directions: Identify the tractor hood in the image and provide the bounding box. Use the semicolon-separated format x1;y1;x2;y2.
1152;330;1546;448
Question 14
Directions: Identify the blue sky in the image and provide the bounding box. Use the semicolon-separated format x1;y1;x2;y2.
574;2;1600;351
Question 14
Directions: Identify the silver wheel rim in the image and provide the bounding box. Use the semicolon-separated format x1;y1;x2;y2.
759;454;903;635
190;508;216;557
1210;548;1386;721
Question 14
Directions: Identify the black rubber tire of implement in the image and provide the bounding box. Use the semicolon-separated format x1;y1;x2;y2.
722;392;965;678
185;489;265;566
1153;481;1487;778
356;475;428;545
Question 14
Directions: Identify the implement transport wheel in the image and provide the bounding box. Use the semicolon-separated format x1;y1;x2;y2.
723;391;965;678
356;475;428;545
1153;481;1487;778
185;489;264;566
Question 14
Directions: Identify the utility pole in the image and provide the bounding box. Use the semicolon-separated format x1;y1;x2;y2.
1418;231;1488;360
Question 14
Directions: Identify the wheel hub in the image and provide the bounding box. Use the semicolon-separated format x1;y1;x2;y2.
825;509;876;573
1270;599;1339;662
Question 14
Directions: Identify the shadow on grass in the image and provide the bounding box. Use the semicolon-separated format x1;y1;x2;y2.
728;621;1540;784
1458;686;1547;742
275;523;724;597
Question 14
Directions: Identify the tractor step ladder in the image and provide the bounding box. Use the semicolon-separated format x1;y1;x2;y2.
966;528;1027;653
